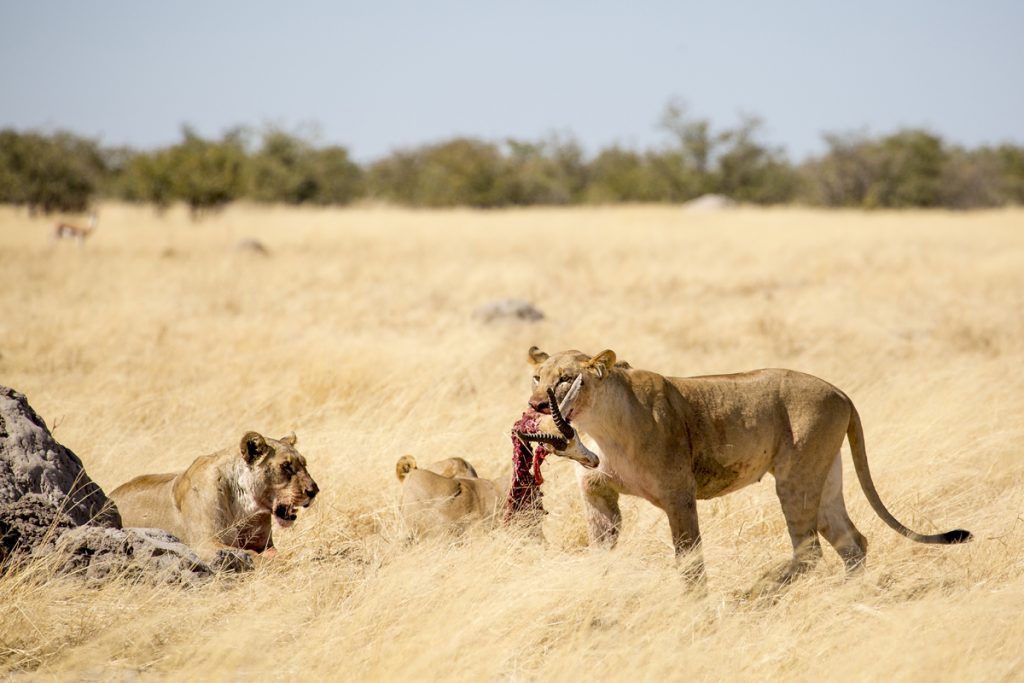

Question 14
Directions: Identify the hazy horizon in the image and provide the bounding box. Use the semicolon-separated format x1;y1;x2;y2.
2;1;1022;161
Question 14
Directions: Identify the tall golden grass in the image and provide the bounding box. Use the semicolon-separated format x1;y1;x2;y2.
1;203;1022;681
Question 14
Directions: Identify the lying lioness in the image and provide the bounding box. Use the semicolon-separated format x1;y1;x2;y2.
109;431;318;563
526;346;971;589
395;455;502;535
396;455;479;480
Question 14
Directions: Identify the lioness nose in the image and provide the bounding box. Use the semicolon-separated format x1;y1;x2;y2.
530;399;550;414
306;484;319;499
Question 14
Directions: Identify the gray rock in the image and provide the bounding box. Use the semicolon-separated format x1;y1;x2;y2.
233;238;270;255
683;193;738;212
0;494;234;583
0;387;245;583
38;526;215;585
0;386;121;528
0;493;77;565
473;299;545;323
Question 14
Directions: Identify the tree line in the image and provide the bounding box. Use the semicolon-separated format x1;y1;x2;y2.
2;104;1022;214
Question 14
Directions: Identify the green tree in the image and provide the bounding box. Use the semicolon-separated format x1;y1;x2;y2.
0;129;103;213
168;127;248;216
303;146;362;204
656;100;716;197
584;147;670;203
502;135;587;205
996;144;1024;205
802;132;877;207
653;102;797;204
249;129;311;203
805;129;950;208
866;130;946;207
367;138;507;207
715;115;798;204
116;148;176;208
365;149;421;205
417;138;507;207
940;146;1006;209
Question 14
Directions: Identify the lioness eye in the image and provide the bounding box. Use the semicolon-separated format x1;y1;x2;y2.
532;376;540;386
281;462;293;475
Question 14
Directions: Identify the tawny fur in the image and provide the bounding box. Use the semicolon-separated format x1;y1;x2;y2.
53;213;98;244
395;455;478;482
395;455;504;535
110;431;318;560
527;347;971;591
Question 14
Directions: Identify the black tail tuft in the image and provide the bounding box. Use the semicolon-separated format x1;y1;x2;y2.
942;528;973;544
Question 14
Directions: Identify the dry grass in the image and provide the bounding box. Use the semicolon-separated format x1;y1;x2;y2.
1;202;1023;681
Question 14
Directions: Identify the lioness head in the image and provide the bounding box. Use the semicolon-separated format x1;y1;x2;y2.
239;431;319;528
521;347;619;470
526;346;618;422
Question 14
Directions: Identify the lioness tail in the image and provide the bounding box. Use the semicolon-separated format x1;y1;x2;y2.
847;404;972;544
396;455;418;482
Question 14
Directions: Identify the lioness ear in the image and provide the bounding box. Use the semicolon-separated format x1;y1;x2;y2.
528;346;549;367
280;431;297;446
240;431;268;464
395;454;417;482
585;349;617;379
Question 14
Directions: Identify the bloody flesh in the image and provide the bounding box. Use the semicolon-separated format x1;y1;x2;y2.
504;409;549;523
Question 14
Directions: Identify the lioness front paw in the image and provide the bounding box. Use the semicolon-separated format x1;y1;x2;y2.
211;548;255;573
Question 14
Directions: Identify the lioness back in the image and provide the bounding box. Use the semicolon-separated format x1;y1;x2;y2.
110;473;185;539
396;455;479;482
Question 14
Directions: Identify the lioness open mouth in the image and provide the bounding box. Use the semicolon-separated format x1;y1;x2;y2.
273;503;298;527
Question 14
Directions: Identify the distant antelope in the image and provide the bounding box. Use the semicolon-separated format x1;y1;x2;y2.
53;213;98;245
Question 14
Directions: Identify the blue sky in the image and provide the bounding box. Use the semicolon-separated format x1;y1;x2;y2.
1;1;1021;161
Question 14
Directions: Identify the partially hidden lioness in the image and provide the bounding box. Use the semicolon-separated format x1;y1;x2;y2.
395;455;503;535
396;455;479;480
109;431;318;562
526;347;971;589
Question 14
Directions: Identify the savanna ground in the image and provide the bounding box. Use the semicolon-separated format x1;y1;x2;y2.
1;203;1023;681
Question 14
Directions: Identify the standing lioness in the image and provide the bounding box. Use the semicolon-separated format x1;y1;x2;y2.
110;431;318;561
527;347;971;588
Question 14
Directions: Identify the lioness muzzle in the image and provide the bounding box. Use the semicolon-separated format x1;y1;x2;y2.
516;375;598;469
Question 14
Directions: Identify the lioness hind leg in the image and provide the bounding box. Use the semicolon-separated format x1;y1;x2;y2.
577;468;621;548
817;452;868;571
766;405;856;588
776;470;826;572
750;455;828;597
748;520;822;599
